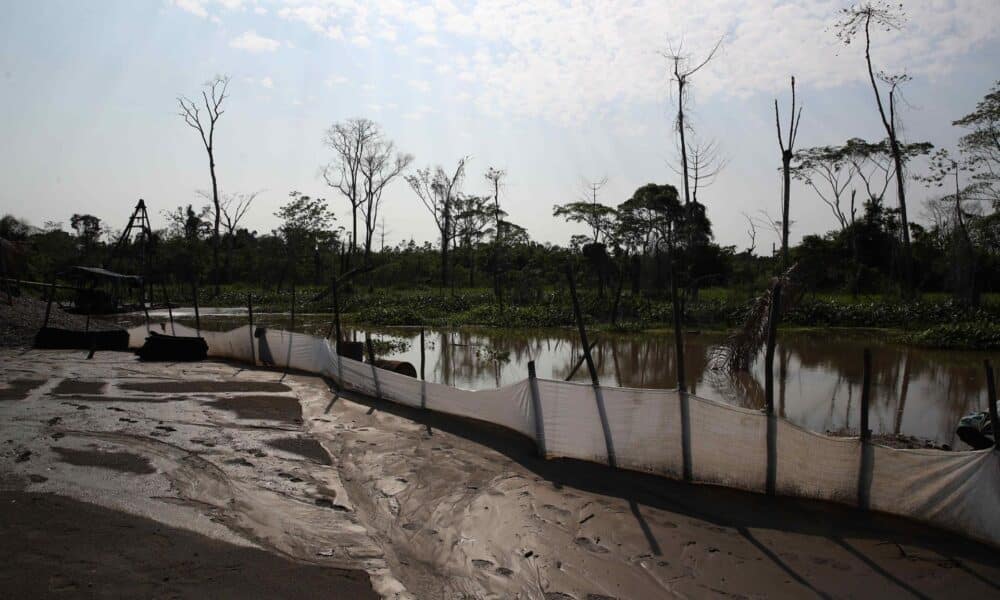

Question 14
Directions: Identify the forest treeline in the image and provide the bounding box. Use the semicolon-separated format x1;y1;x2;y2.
1;4;998;326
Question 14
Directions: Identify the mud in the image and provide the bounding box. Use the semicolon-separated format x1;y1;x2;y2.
0;491;377;599
51;379;107;395
0;379;45;401
119;380;291;394
52;446;156;474
208;395;303;423
268;437;332;465
3;348;1000;599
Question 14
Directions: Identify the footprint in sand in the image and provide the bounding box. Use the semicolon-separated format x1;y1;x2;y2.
574;537;610;554
471;559;494;569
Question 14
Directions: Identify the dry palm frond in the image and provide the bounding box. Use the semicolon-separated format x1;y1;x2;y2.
710;263;801;373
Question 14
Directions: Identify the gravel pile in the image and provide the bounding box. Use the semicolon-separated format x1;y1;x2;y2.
0;295;123;348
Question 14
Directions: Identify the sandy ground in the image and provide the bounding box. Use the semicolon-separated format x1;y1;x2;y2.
2;348;1000;599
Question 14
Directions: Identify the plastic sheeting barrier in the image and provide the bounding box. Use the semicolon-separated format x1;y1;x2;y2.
127;324;1000;548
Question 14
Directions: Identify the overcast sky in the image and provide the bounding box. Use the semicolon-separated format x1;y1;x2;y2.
2;0;998;252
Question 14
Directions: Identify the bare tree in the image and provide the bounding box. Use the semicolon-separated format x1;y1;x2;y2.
834;2;916;295
485;167;506;307
359;139;412;263
664;37;723;206
406;157;469;289
199;190;259;282
742;212;758;255
792;145;857;230
669;138;728;205
775;76;804;268
177;75;230;294
322;118;380;263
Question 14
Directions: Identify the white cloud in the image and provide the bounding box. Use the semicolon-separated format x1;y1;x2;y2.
244;76;274;88
409;79;430;93
184;0;1000;124
229;30;280;52
173;0;207;18
324;75;349;88
254;6;267;15
414;34;441;48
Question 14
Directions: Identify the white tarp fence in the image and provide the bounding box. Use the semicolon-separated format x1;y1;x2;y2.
131;324;1000;548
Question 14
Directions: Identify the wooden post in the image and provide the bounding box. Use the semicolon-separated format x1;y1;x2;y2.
43;278;55;328
565;264;615;468
528;360;546;458
667;234;686;392
861;349;872;442
247;294;256;366
420;328;426;380
565;265;598;386
764;283;782;415
366;333;376;364
191;279;201;336
290;284;296;334
565;340;599;381
328;276;342;345
857;347;874;510
162;283;175;335
985;360;998;450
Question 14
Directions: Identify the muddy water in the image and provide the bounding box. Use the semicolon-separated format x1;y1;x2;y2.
133;309;999;448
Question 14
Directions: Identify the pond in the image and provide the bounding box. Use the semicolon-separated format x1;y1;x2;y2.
132;308;1000;449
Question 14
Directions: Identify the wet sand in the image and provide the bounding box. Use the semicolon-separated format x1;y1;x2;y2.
0;491;377;599
2;348;1000;599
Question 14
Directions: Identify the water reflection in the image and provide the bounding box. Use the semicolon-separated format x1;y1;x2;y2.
128;311;998;448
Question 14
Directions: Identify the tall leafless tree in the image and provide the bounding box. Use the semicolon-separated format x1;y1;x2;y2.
775;76;804;268
178;75;230;295
323;118;380;264
669;137;728;205
664;37;723;206
485;166;506;307
359;140;412;264
834;2;916;295
406;158;469;289
200;189;259;282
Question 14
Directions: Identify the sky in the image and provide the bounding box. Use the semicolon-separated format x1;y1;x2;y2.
1;0;998;252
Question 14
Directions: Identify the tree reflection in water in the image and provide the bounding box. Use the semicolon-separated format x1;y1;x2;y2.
342;326;999;449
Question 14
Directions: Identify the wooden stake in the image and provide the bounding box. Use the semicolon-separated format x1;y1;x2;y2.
985;359;998;450
861;348;872;442
366;333;376;364
248;294;256;366
667;235;686;392
420;328;426;380
764;283;782;415
528;360;546;457
290;284;296;334
565;339;599;381
565;265;598;386
43;278;55;328
328;276;342;345
191;279;201;336
162;283;175;335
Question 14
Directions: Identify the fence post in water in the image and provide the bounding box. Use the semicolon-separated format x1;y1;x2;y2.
667;237;686;392
328;276;342;346
191;279;201;336
763;283;782;496
528;360;547;458
985;360;998;450
43;278;55;328
420;328;426;380
565;264;616;468
366;333;382;401
857;348;874;510
247;294;255;366
290;284;296;333
764;283;782;414
162;283;175;335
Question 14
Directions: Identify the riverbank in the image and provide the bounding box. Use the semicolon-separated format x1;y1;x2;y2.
3;349;1000;598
